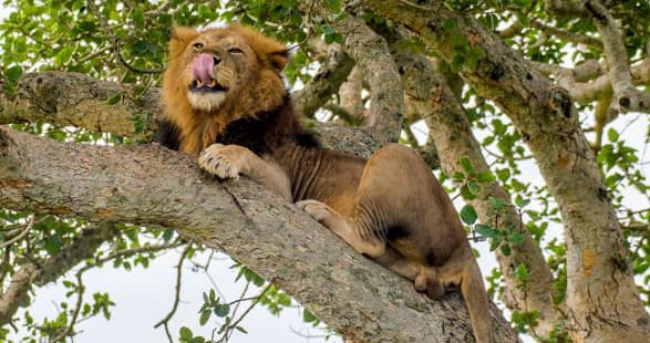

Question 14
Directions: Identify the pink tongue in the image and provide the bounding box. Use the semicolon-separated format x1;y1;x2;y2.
191;53;215;84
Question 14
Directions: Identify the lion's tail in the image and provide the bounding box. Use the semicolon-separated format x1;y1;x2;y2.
461;257;495;343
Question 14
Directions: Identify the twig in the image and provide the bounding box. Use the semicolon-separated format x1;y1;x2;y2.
48;240;185;342
216;284;272;343
0;215;34;249
396;0;437;11
154;242;193;343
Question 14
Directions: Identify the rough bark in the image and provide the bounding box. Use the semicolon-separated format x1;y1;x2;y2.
0;127;519;343
338;65;365;121
0;72;161;137
392;50;562;336
294;43;355;118
361;1;650;342
322;14;404;145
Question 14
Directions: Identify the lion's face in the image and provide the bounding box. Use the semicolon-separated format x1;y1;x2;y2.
179;30;258;111
162;25;290;154
165;25;289;113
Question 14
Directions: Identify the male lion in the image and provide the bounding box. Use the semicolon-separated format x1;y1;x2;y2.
159;25;494;343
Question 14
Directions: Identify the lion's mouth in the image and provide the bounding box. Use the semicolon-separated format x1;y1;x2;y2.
190;53;227;93
190;79;227;93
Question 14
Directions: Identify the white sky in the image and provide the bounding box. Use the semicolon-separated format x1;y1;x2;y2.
1;4;649;343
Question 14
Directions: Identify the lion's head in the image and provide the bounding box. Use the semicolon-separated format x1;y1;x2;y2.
162;25;290;153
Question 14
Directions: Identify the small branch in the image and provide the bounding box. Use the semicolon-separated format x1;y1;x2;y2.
216;284;272;343
395;0;437;11
154;243;192;342
501;18;603;48
48;240;185;342
0;215;34;249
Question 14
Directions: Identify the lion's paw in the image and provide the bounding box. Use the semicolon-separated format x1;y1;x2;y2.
295;199;332;222
198;144;242;180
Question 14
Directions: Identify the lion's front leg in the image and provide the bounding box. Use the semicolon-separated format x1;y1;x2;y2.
199;143;292;201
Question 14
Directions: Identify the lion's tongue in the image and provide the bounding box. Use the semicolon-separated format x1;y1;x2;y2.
191;53;216;87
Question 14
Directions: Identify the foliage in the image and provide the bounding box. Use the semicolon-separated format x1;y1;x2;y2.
1;0;649;342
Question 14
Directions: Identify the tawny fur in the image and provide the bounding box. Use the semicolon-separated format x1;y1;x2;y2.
159;24;494;343
162;25;289;154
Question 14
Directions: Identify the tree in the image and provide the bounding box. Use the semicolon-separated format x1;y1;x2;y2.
1;0;649;342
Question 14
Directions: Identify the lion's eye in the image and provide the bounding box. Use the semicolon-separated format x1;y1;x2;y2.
193;42;204;50
228;47;244;54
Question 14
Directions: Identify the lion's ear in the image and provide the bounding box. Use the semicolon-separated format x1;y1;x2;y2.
169;26;198;57
268;49;290;71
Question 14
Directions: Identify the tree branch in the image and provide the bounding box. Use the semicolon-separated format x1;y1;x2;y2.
0;127;519;343
294;43;355;118
303;9;403;145
584;0;649;113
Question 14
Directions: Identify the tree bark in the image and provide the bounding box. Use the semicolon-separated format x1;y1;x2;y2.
0;127;519;343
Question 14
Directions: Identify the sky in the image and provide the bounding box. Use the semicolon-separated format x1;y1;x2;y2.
1;3;649;343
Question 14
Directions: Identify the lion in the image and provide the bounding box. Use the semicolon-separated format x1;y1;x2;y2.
159;25;494;343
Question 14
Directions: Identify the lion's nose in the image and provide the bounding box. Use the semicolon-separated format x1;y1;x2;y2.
213;56;221;65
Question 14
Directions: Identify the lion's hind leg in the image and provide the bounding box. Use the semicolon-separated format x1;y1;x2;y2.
296;199;385;258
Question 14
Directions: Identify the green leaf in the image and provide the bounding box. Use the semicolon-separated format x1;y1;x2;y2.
5;65;23;85
468;181;481;196
607;128;619;142
488;197;506;211
235;326;248;334
106;94;121;105
214;303;230;317
515;264;529;281
200;310;211;325
475;224;496;238
460;157;474;174
508;232;524;243
477;171;496;183
58;46;75;65
460;184;477;200
180;327;193;340
302;309;317;323
515;197;530;208
162;229;174;241
496;168;510;181
500;244;511;256
460;205;478;225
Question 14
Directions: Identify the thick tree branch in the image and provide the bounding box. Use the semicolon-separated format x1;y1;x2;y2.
0;127;519;343
533;58;650;114
300;7;403;145
294;43;355;118
361;1;650;341
0;72;161;137
584;1;649;113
